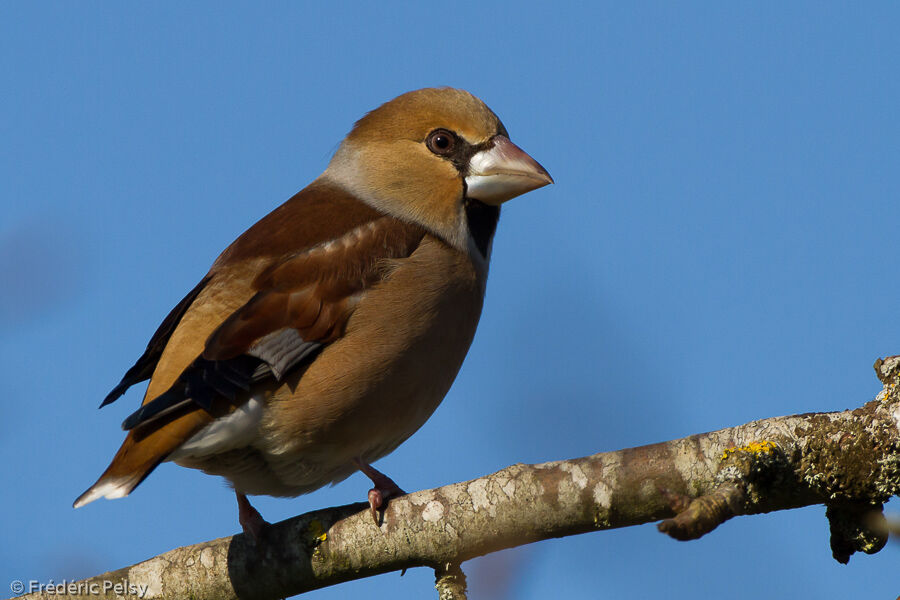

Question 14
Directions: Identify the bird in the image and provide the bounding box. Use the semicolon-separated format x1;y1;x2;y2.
74;87;552;538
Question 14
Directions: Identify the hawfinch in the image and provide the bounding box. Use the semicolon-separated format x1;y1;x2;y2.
75;88;552;536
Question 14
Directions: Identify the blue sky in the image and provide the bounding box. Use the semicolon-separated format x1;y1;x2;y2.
2;3;899;598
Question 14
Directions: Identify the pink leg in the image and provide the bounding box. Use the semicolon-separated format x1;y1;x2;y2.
236;492;269;542
354;458;406;524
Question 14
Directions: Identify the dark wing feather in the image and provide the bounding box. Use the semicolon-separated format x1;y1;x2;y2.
121;355;267;432
100;276;211;408
120;218;425;432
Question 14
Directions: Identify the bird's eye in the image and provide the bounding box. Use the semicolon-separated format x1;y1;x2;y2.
426;129;456;155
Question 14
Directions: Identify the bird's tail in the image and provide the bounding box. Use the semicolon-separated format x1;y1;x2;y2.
74;410;211;508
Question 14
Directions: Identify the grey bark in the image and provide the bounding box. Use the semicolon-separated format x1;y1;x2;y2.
17;356;900;600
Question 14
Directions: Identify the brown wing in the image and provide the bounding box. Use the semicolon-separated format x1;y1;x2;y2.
120;216;426;432
75;185;425;507
205;217;427;364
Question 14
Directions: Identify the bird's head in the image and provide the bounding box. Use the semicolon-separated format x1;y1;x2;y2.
324;88;552;256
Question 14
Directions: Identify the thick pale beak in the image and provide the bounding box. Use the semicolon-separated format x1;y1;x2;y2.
464;135;553;205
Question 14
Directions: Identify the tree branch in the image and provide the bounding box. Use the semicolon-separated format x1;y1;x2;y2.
21;356;900;599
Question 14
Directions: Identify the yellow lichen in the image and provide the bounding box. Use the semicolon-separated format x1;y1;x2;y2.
308;519;328;543
721;440;778;461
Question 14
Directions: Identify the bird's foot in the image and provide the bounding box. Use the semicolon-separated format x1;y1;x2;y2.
236;492;270;543
354;458;406;525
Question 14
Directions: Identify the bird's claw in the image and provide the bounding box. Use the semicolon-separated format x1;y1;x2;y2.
355;458;405;525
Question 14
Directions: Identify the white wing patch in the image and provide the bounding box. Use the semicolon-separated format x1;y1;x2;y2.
248;328;320;380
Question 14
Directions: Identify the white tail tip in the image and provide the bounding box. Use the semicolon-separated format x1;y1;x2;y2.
73;477;134;508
